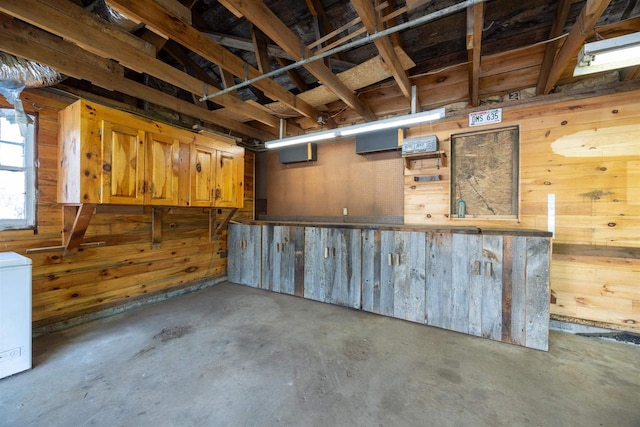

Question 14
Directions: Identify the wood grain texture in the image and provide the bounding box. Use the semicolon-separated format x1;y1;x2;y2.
426;232;453;329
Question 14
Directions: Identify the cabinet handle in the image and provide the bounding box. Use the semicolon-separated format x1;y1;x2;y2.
332;247;336;258
215;188;222;199
388;253;393;266
324;247;329;258
281;242;286;252
396;253;401;265
276;242;280;252
474;261;481;275
485;262;493;277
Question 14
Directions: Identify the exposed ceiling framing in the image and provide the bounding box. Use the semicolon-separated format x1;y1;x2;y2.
0;0;638;145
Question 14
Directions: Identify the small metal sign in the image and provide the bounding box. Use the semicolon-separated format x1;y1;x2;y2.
469;108;502;127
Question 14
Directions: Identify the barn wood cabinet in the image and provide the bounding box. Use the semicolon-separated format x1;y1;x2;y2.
227;222;551;351
362;230;427;322
227;224;261;287
304;227;361;309
58;99;244;208
261;225;304;296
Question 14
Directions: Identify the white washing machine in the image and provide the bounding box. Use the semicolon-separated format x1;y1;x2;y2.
0;252;32;379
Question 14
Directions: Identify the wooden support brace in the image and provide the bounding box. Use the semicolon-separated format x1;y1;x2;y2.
62;203;96;255
209;208;238;243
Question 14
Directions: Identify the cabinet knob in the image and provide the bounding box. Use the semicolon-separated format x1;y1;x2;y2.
102;162;112;172
388;253;393;266
396;253;401;265
195;162;202;172
324;247;329;258
485;262;493;277
276;243;280;252
474;261;481;275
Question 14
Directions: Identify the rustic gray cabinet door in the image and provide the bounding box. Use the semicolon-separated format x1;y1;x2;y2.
261;225;303;295
304;227;361;309
227;224;261;287
362;230;426;323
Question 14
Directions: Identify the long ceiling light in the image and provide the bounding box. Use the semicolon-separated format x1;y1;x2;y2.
574;32;640;76
265;108;445;149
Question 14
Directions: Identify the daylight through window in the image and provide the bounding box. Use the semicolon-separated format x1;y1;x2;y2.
0;109;36;230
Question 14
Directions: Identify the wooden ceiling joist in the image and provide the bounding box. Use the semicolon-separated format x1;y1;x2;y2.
0;0;284;130
107;0;325;123
536;0;573;95
250;24;272;74
351;0;413;101
542;0;613;94
466;1;484;107
0;14;270;140
222;0;377;122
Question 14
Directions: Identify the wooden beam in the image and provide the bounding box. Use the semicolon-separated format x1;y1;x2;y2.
0;0;283;129
222;0;377;121
352;0;412;100
0;15;271;140
536;0;573;95
466;2;484;107
542;0;613;94
305;0;347;62
201;31;295;61
108;0;324;122
210;208;238;242
275;57;309;93
250;24;272;74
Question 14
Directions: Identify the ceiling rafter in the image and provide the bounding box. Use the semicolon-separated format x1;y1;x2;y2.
250;24;272;74
107;0;329;125
0;0;284;130
542;0;613;94
466;1;484;107
222;0;377;122
536;0;573;95
0;13;270;140
352;0;413;101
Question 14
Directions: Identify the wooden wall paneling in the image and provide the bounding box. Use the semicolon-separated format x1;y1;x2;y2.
525;237;551;351
450;234;477;334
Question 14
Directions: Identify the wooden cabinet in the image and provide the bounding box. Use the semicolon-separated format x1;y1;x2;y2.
227;224;261;288
362;230;426;323
261;225;304;295
304;227;361;309
58;99;244;208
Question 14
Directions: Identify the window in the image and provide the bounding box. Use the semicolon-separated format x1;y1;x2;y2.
0;109;36;230
450;126;519;219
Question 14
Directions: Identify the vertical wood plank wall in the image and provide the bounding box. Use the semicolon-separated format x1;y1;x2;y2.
403;90;640;330
0;90;254;328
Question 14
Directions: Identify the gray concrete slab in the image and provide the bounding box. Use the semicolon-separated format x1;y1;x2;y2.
1;282;639;427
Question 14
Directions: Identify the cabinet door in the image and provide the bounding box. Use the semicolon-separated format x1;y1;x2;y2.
363;230;426;322
101;121;145;204
261;225;303;295
190;144;216;207
387;231;426;324
214;150;243;208
304;227;361;308
145;133;180;206
227;224;261;287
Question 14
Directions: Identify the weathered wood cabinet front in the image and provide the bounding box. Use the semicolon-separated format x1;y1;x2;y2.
228;222;551;351
58;99;244;208
261;225;304;295
227;224;261;287
304;227;361;309
362;230;426;323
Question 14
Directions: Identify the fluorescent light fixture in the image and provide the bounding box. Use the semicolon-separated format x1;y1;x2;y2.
265;130;338;149
574;32;640;77
339;108;444;136
265;107;445;149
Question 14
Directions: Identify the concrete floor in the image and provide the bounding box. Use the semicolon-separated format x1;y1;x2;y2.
1;283;639;427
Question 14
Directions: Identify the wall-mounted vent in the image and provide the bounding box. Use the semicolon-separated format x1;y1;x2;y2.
278;143;318;164
355;128;401;154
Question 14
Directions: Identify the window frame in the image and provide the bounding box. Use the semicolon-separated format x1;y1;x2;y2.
0;109;37;231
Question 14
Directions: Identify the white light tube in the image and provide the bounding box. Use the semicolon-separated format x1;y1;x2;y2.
265;130;338;149
574;32;640;77
264;107;445;149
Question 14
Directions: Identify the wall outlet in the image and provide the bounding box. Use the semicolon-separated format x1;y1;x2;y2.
343;207;348;216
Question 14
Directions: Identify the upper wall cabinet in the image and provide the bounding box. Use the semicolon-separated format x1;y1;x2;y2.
58;99;244;208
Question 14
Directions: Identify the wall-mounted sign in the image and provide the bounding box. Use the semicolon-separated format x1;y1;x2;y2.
469;108;502;127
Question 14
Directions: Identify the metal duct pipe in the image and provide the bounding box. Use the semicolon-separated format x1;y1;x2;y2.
200;0;484;102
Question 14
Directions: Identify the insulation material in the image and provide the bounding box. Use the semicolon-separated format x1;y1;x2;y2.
87;0;143;32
